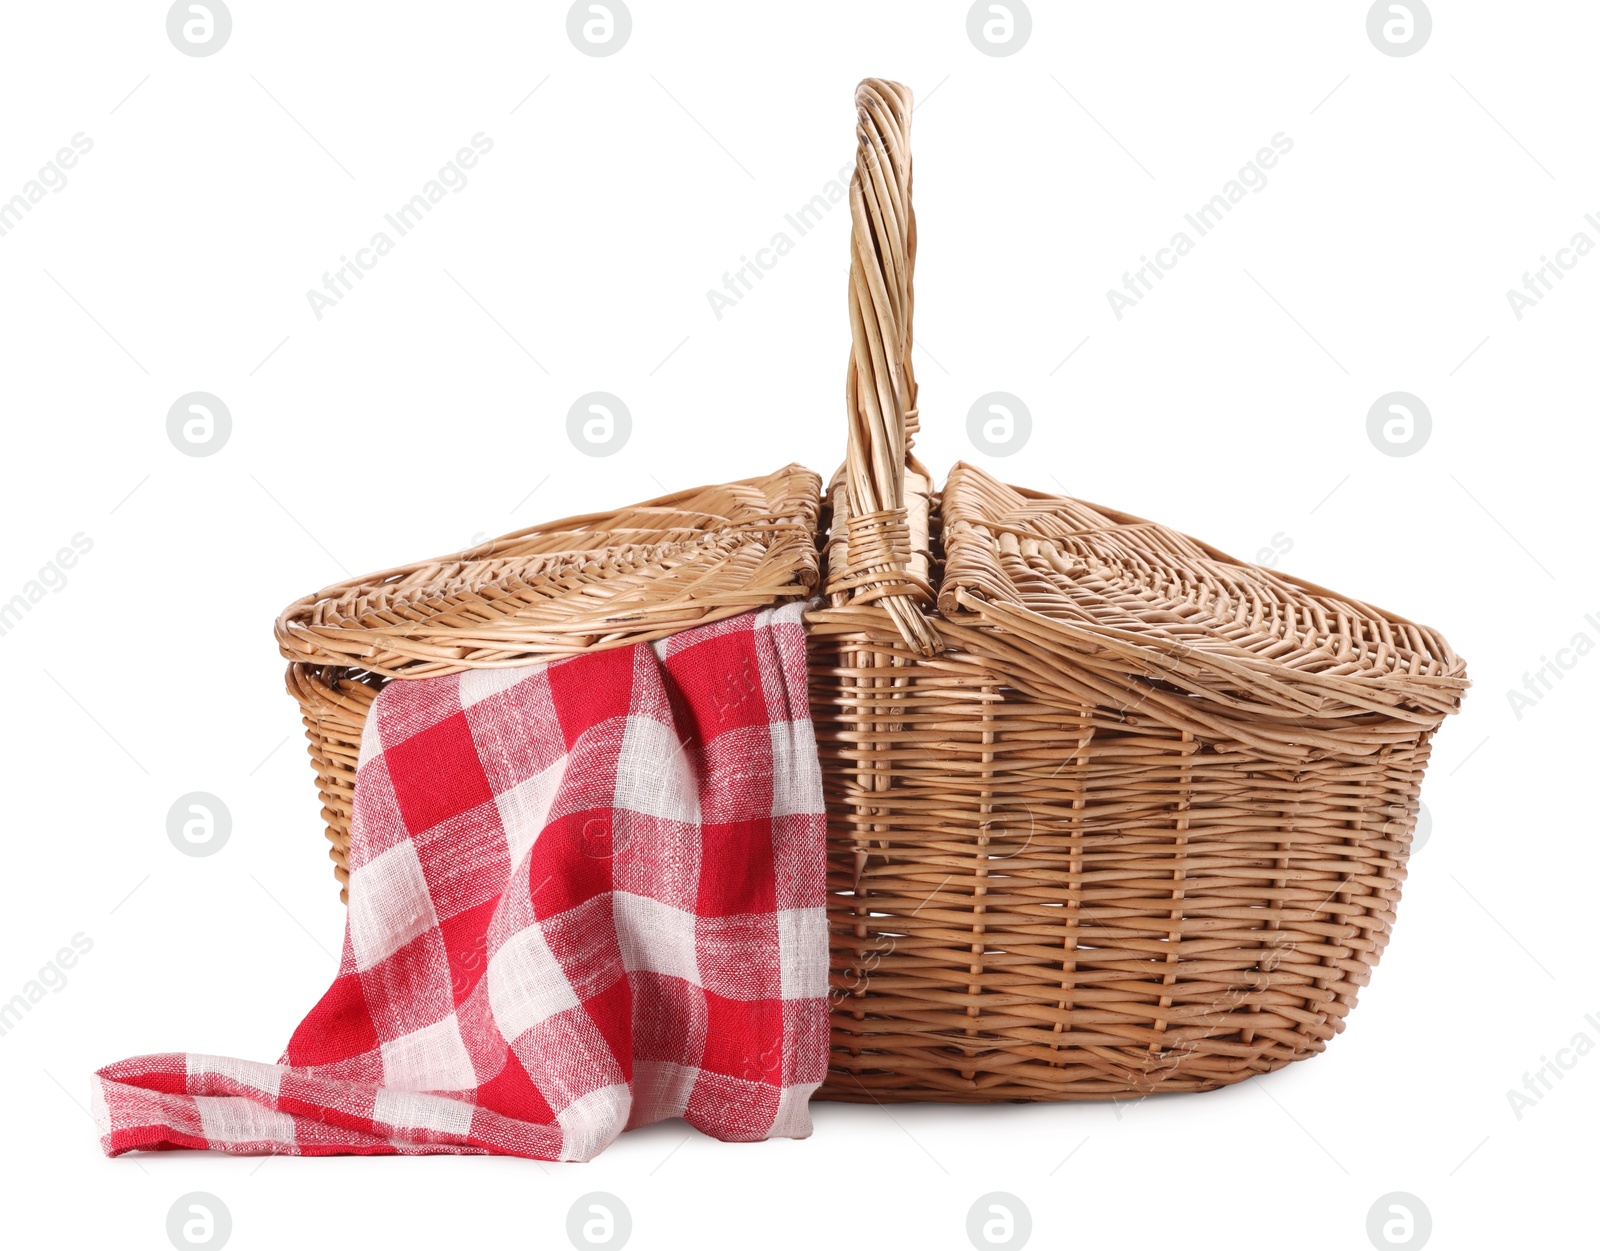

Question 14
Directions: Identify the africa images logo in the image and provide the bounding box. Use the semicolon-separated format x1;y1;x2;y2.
1105;134;1294;319
0;934;94;1040
0;534;94;640
305;134;495;320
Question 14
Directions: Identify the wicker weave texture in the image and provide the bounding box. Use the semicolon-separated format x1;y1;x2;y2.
808;81;1463;1100
278;467;821;897
275;79;1465;1101
811;469;1463;1101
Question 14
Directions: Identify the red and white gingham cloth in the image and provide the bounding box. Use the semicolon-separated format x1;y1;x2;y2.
94;602;828;1160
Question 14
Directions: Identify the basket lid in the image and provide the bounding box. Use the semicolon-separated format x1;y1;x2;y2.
938;462;1467;731
276;465;820;678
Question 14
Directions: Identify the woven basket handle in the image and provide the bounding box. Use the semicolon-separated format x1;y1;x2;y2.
834;78;941;655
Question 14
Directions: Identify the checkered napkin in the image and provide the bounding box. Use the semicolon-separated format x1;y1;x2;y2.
94;603;828;1160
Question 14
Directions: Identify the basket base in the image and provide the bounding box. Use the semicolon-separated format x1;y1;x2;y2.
815;1041;1320;1103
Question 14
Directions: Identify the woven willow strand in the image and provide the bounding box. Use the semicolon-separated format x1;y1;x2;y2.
832;78;940;656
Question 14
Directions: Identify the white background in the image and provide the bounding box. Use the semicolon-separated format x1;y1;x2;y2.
0;2;1594;1248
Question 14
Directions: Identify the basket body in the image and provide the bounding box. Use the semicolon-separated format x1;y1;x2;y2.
275;80;1466;1102
809;466;1462;1101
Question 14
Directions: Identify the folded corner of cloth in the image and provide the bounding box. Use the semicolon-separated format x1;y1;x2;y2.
95;601;831;1162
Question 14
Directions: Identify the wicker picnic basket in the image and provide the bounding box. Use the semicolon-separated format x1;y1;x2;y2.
276;79;1467;1103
